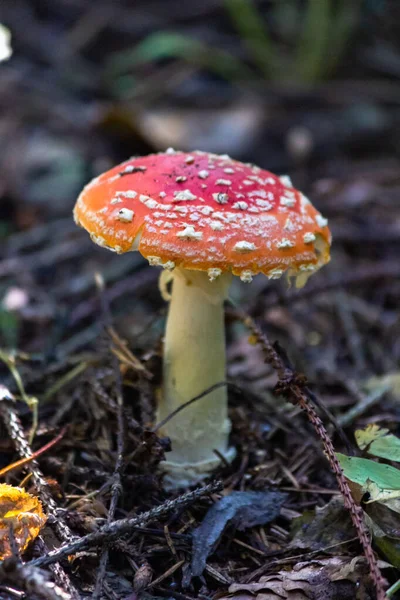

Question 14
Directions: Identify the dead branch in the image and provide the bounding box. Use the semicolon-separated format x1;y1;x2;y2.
239;310;387;600
29;479;223;569
0;394;79;599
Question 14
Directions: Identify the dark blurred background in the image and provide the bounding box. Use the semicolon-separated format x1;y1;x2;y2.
0;0;399;224
0;0;400;361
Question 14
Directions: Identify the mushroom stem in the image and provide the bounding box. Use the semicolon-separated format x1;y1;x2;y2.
158;267;235;488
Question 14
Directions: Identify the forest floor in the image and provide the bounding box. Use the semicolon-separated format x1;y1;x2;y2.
0;1;400;599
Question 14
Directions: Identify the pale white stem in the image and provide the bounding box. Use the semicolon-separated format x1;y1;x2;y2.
158;268;235;488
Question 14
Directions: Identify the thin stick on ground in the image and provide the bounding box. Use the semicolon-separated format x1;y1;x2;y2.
239;310;387;600
0;399;74;543
253;261;400;311
0;427;66;478
0;558;73;600
0;392;79;599
29;479;223;569
92;273;126;600
152;381;228;433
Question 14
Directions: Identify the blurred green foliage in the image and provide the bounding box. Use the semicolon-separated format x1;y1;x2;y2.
0;309;19;349
107;0;361;97
107;32;254;97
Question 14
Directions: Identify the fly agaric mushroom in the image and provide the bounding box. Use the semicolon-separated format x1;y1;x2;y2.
73;149;331;488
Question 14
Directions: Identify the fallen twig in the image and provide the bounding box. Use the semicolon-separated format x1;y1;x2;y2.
92;273;126;600
251;261;400;312
0;398;73;543
0;558;72;600
0;237;92;279
29;479;223;569
0;391;79;599
239;310;387;600
0;426;66;478
337;382;391;428
152;381;228;433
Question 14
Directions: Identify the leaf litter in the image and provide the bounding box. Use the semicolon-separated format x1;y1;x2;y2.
1;1;400;598
191;490;287;577
220;556;391;600
0;483;46;559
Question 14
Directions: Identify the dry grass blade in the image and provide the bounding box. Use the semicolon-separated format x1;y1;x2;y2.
0;350;38;443
0;428;66;478
108;325;151;376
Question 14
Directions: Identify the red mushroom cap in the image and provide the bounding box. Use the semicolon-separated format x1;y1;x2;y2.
74;149;331;283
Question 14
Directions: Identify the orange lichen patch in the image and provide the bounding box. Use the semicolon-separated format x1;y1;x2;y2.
0;483;46;558
74;150;331;283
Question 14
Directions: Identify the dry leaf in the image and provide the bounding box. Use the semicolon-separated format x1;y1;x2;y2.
221;556;388;600
0;483;46;558
192;490;287;577
290;497;354;552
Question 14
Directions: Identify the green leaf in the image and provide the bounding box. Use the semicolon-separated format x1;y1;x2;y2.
0;309;19;349
224;0;277;78
387;577;400;598
295;0;360;83
323;0;361;76
295;0;331;82
337;453;400;502
355;424;400;463
107;32;254;83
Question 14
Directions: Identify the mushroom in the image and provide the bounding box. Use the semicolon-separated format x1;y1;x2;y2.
73;150;331;488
